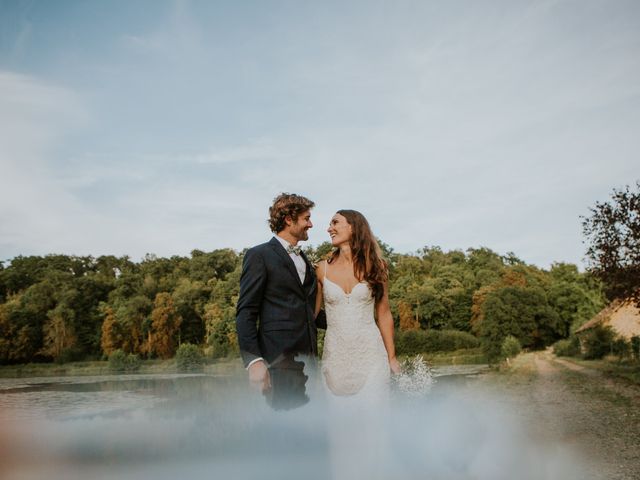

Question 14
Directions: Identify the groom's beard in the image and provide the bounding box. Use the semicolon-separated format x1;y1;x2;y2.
293;228;310;242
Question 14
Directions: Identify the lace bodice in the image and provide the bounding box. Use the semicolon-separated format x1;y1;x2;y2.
321;274;389;397
323;277;375;328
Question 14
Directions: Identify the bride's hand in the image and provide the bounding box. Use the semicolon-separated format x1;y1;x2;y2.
389;356;401;375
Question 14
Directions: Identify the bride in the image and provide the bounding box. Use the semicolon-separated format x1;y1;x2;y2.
314;209;401;400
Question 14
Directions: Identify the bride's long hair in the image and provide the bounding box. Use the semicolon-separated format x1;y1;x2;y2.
328;209;388;302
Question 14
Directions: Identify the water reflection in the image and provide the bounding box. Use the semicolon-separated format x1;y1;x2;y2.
0;364;587;480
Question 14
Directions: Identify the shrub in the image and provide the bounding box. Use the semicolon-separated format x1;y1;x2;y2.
501;335;522;359
108;350;127;371
395;329;480;356
631;336;640;361
108;349;140;373
207;338;231;359
205;315;238;359
176;343;204;372
581;325;615;360
56;347;83;365
611;337;631;361
553;337;581;357
124;353;141;372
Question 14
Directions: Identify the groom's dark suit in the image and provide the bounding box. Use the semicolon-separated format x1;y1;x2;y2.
236;237;326;409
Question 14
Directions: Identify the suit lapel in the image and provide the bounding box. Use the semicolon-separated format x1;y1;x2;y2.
269;237;304;291
300;251;317;294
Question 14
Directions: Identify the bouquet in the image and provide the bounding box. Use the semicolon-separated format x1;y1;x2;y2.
392;355;435;397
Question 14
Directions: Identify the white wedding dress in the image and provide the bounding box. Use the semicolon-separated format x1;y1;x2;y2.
321;270;390;403
320;268;392;479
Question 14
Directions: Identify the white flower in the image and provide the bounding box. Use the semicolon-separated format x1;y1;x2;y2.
392;355;435;397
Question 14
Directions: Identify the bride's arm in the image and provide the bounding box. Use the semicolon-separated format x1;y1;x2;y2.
376;281;401;374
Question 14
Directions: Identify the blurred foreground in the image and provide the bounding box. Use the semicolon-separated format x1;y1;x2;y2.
0;357;629;480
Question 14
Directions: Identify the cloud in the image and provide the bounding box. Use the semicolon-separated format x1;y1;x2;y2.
0;72;96;258
1;1;638;268
190;139;284;165
118;0;205;62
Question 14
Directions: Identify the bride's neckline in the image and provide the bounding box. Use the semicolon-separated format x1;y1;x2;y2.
324;276;367;296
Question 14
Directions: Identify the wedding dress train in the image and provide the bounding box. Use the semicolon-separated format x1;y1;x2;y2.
320;269;392;479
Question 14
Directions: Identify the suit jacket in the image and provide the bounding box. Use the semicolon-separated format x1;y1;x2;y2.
236;237;326;368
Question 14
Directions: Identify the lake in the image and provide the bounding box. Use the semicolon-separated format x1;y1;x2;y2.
0;363;585;480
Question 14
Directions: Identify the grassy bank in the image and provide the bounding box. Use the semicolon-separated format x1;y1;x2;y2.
0;357;243;378
489;351;538;383
557;356;640;386
494;351;640;391
0;361;113;378
406;348;488;366
0;348;489;378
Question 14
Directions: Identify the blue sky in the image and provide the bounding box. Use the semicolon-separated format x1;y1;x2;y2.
1;0;638;267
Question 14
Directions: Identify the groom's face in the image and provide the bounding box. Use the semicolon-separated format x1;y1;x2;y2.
289;210;313;242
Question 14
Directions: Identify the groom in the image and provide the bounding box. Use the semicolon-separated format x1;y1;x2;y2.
236;193;326;410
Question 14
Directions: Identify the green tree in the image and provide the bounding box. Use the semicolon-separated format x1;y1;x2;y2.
0;261;6;303
117;295;152;354
172;278;209;345
68;275;114;357
203;301;238;358
40;303;77;362
501;335;522;359
546;263;606;336
466;247;505;288
11;279;60;361
303;242;333;264
189;249;238;282
480;285;562;360
582;181;640;303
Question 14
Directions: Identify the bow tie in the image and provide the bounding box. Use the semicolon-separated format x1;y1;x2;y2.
286;245;303;256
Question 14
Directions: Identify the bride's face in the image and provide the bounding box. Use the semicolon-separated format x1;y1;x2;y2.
327;213;352;246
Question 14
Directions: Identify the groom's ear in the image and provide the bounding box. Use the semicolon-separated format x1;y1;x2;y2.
284;215;293;227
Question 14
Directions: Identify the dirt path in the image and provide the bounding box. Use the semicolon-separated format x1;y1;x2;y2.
484;351;640;480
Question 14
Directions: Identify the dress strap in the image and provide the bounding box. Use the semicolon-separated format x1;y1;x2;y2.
324;259;328;278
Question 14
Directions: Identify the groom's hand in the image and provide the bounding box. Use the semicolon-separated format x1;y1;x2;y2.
248;360;271;393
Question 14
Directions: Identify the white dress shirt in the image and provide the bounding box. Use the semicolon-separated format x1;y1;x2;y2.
246;236;307;370
274;235;306;284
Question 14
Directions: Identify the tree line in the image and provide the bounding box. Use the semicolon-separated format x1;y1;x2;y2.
2;182;636;365
0;244;605;364
0;250;240;364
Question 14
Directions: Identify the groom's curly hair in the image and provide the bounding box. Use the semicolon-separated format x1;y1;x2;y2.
269;193;315;233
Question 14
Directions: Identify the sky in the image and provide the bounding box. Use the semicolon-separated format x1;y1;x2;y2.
0;0;638;268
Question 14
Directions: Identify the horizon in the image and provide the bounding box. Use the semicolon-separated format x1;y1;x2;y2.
0;237;589;271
